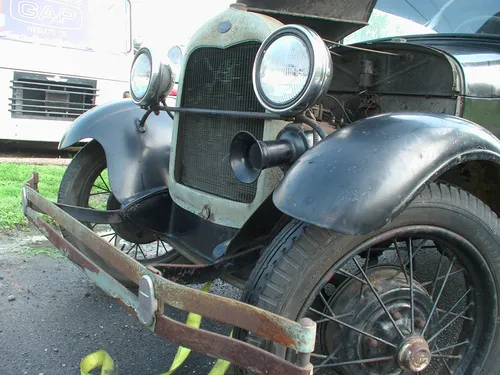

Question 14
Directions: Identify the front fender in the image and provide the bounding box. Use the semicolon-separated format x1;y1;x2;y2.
273;113;500;235
60;99;173;203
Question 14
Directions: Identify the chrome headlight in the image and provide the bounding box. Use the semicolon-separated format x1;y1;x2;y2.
130;47;174;106
253;25;333;115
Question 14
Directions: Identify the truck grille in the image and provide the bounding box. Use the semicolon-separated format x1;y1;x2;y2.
9;72;97;120
175;42;264;204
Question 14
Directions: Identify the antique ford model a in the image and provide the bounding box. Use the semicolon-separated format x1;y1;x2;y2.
22;0;500;373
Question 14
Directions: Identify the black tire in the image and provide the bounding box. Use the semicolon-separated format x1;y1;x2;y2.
236;182;500;374
58;140;182;285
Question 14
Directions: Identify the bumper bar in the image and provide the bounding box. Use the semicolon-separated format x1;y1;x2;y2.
22;173;315;375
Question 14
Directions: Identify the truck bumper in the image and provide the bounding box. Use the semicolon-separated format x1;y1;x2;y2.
21;172;315;375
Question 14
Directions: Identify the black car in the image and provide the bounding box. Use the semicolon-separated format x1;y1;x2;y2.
24;0;500;374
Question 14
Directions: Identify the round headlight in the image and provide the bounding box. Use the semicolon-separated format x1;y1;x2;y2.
129;47;174;107
130;52;152;100
253;25;333;115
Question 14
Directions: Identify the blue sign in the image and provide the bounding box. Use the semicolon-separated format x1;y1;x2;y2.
1;0;86;43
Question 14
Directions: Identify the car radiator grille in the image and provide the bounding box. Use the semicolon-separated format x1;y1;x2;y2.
175;42;265;204
9;72;97;120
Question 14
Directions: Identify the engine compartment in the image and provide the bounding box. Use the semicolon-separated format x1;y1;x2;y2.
315;41;462;127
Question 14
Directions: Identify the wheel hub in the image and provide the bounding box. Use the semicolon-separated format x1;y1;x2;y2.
397;336;431;372
319;266;438;374
106;194;156;244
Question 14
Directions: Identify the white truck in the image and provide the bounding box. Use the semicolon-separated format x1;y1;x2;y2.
0;0;133;143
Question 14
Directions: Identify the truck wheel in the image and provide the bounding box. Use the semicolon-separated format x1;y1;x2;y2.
236;182;500;374
58;140;182;285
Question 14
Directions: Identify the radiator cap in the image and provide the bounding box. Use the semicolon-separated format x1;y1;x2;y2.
230;3;247;11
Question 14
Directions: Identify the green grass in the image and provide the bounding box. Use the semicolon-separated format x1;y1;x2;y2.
19;246;66;259
0;163;66;229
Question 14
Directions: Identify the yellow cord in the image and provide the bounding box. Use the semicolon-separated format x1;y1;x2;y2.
80;281;232;375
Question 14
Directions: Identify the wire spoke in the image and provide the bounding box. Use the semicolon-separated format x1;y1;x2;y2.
161;240;170;254
421;257;456;336
92;184;110;194
408;238;415;334
107;234;117;244
314;314;352;324
394;241;409;283
314;355;394;368
422;268;466;288
319;291;336;318
100;232;115;238
309;307;397;348
137;244;147;259
359;247;372;300
431;249;445;297
432;340;469;354
156;240;160;257
428;302;474;344
438;288;472;325
353;258;405;339
126;243;136;255
89;191;109;197
319;346;342;367
337;269;368;286
436;308;474;322
310;353;328;359
98;173;111;192
433;343;454;374
432;354;463;359
391;239;427;280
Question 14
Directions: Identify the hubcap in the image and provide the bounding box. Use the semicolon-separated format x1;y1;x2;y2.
319;266;439;374
397;336;431;372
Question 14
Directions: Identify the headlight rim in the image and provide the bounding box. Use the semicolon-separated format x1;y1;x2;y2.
253;24;333;115
130;46;174;107
255;29;314;109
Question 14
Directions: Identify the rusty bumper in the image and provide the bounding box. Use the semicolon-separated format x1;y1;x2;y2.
21;173;315;375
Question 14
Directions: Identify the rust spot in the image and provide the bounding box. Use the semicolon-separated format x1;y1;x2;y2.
198;204;214;222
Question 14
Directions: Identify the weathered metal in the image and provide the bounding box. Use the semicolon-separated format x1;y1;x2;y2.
22;173;317;373
397;336;432;372
238;0;377;41
154;315;313;375
58;100;173;203
272;112;500;235
167;7;288;231
52;203;122;224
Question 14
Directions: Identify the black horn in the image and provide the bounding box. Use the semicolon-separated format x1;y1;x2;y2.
229;125;311;184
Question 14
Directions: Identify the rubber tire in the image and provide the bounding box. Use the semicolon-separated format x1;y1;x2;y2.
57;140;181;285
236;182;500;374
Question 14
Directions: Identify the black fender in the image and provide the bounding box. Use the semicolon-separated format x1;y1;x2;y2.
273;113;500;235
59;99;173;204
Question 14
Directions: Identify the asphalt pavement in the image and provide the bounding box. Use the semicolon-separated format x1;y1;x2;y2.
0;242;240;375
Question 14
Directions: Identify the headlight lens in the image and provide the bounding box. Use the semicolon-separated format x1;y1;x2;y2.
130;52;152;100
129;47;174;107
253;25;333;115
259;35;310;105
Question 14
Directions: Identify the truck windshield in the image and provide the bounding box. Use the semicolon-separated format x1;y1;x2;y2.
0;0;131;54
345;0;500;44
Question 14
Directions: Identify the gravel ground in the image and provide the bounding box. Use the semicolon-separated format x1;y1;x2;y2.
0;230;241;375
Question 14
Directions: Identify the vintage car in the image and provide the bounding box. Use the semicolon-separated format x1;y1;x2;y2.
22;0;500;373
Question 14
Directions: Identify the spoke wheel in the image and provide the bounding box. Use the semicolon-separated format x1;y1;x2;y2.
304;230;481;374
86;167;177;263
58;140;182;285
235;183;500;375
